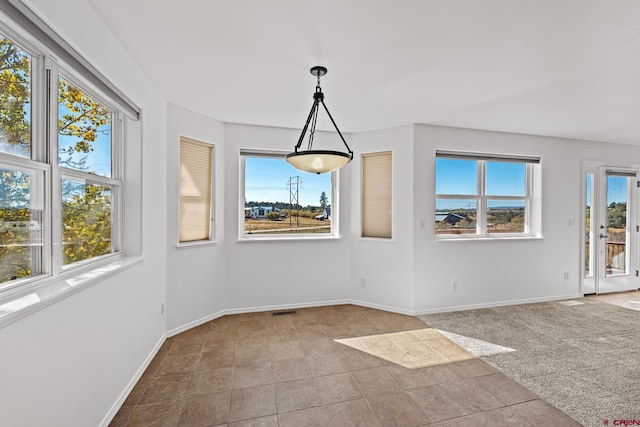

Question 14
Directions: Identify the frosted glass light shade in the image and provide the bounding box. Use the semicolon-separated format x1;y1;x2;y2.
286;150;352;174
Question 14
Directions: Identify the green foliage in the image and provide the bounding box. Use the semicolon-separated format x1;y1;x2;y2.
319;191;328;209
0;38;30;156
607;202;626;229
58;78;111;170
62;183;111;264
266;211;280;221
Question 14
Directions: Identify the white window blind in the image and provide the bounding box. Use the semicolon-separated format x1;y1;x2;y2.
362;151;392;238
180;137;213;242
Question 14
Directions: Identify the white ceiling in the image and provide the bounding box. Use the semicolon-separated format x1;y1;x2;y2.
89;0;640;144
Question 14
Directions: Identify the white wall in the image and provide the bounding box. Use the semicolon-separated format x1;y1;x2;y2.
0;1;168;426
349;125;416;314
223;124;351;311
166;103;226;332
412;124;640;313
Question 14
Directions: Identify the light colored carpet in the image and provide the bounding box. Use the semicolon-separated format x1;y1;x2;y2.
419;299;640;427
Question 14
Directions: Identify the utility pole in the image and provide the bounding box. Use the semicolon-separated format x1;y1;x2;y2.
287;176;302;227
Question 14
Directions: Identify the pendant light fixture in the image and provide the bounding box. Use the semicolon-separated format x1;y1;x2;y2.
286;66;353;174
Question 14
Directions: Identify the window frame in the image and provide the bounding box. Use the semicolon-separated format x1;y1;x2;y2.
435;151;540;240
178;136;215;246
239;149;340;241
0;19;131;300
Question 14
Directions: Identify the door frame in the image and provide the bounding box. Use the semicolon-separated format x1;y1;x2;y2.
581;160;640;295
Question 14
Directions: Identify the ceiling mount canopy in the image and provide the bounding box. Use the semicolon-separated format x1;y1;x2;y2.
286;66;353;174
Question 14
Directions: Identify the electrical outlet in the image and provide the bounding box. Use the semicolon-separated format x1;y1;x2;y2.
451;281;457;291
360;277;367;288
563;272;569;281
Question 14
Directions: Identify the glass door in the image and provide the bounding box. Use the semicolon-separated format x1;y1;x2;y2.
585;167;639;294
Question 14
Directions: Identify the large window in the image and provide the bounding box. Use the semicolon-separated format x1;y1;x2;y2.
179;137;213;243
240;150;336;238
435;151;540;238
362;151;392;238
0;23;132;293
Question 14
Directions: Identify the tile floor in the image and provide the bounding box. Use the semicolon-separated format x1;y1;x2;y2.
110;304;579;426
588;289;640;311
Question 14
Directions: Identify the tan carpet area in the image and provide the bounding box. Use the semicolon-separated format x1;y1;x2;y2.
111;304;578;426
420;295;640;427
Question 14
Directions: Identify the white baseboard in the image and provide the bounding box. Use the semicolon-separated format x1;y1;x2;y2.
350;299;415;316
223;299;351;316
413;293;583;316
166;309;227;338
99;333;166;427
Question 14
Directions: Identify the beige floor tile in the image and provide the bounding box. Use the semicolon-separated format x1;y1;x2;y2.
228;414;279;426
277;406;327;427
437;378;505;414
274;378;322;413
267;327;298;343
360;334;394;349
396;340;442;361
367;392;428;426
300;337;338;356
234;343;271;366
228;384;277;422
198;347;236;370
232;362;273;389
323;398;382;426
510;399;583;426
418;362;464;385
178;391;231;427
351;367;402;396
306;353;349;377
384;330;421;344
167;338;205;356
269;341;304;360
271;357;311;383
122;378;151;407
156;353;201;375
139;373;192;404
430;406;527;426
315;373;362;404
125;400;184;427
338;348;388;371
189;367;234;395
406;384;470;423
296;324;328;340
108;405;133;427
366;345;414;366
449;358;497;378
112;305;586;427
474;372;538;405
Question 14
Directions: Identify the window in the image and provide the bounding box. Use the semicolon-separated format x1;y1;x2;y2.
362;151;392;238
0;20;135;294
435;151;540;238
179;137;213;243
240;150;336;238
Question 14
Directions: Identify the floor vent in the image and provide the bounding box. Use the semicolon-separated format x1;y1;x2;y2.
272;310;297;316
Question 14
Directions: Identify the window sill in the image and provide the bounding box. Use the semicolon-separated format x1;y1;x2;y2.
435;234;543;243
358;237;395;243
237;234;341;243
0;255;144;329
176;240;218;250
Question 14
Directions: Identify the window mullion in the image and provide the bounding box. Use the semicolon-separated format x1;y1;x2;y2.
47;61;63;274
478;160;486;235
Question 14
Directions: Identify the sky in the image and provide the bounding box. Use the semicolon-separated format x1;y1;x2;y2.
244;157;331;206
435;158;527;210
